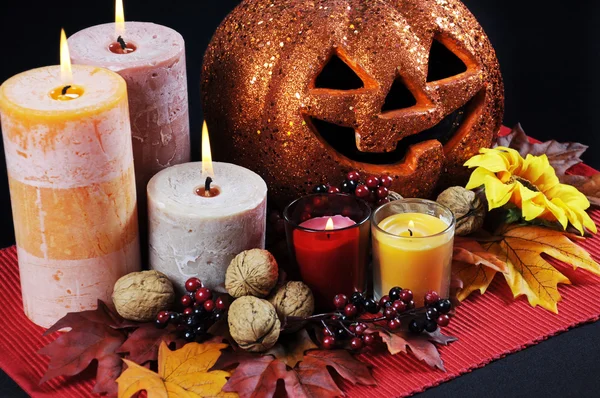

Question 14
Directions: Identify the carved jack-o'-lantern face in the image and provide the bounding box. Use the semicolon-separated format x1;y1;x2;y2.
202;0;503;208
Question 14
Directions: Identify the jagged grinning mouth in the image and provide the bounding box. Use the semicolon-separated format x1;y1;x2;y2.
305;93;481;165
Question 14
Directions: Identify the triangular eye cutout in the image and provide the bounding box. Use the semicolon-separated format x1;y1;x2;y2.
427;38;468;82
314;54;364;90
381;77;417;112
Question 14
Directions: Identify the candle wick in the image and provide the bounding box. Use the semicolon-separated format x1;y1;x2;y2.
117;35;127;50
408;229;413;237
61;85;71;96
204;177;213;197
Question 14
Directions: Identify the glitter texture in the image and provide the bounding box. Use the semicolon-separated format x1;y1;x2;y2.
201;0;504;209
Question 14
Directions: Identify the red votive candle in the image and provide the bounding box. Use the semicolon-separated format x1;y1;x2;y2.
284;194;371;310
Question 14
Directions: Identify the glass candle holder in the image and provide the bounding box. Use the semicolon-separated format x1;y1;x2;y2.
371;199;455;306
284;194;371;310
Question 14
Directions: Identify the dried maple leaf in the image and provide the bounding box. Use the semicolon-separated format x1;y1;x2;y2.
483;225;600;313
266;329;318;368
561;174;600;207
117;323;185;365
495;124;588;176
117;341;234;398
299;350;376;386
39;300;129;396
452;237;508;301
370;326;457;371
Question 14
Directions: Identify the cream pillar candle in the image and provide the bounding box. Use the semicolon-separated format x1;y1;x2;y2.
0;63;141;328
148;162;267;291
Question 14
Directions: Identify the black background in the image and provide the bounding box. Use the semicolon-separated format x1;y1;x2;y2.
0;1;599;396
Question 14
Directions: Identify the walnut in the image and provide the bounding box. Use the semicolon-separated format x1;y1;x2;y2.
268;281;314;320
225;249;279;298
112;270;175;322
437;186;486;236
228;296;281;352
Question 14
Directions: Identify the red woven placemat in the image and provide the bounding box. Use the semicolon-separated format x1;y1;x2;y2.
1;129;599;397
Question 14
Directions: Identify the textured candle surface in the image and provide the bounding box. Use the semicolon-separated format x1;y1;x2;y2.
0;65;141;328
69;22;191;258
148;162;267;291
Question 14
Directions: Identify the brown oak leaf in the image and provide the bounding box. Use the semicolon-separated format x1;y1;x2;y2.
495;124;588;176
38;301;129;395
117;323;185;365
452;237;508;301
482;224;600;313
266;329;318;368
370;326;457;371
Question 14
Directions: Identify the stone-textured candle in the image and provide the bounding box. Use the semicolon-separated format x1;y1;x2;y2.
148;162;267;292
69;22;191;257
0;65;141;328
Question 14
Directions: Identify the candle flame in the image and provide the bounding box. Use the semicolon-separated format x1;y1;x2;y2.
408;220;415;229
202;121;214;178
60;29;73;86
325;217;335;231
115;0;126;37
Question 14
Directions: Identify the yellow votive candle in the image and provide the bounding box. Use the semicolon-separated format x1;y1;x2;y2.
372;200;455;306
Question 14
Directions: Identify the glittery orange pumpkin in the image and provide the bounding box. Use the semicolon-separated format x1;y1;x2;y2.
202;0;504;208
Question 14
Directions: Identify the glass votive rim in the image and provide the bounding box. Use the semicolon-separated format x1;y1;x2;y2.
283;193;372;233
371;198;456;238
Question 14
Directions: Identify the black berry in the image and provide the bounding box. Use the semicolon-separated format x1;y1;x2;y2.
436;299;452;314
409;319;426;334
389;287;402;301
313;184;328;194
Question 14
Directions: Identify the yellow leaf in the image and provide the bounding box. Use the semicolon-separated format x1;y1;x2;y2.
487;225;600;313
117;342;237;398
452;238;508;301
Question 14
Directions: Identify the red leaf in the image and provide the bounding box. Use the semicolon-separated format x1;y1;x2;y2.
295;358;343;397
117;323;185;365
92;354;122;396
301;350;376;386
221;356;285;398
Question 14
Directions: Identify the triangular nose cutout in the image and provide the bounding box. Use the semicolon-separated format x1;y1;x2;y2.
427;39;468;82
381;77;417;112
314;53;364;90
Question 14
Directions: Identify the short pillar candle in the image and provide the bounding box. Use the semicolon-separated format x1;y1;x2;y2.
0;65;141;328
372;199;455;306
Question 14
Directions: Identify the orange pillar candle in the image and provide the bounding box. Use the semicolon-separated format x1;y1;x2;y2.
0;31;140;328
372;199;455;306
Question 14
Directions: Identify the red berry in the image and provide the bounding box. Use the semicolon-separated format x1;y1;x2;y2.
399;289;413;303
376;186;389;199
365;176;379;189
367;191;378;203
379;295;392;308
384;306;397;320
392;300;407;313
350;337;364;350
324;328;334;336
376;198;390;207
387;318;401;330
185;277;202;292
355;184;369;198
380;175;393;188
323;336;336;349
157;311;170;324
355;323;368;335
215;297;228;310
203;300;215;312
348;324;356;333
344;304;358;318
328;186;341;194
363;333;376;346
195;287;212;303
333;294;348;309
181;294;193;307
424;291;440;306
437;314;450;327
183;307;193;316
347;171;361;182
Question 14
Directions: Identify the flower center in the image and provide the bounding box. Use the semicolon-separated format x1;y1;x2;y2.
509;176;539;192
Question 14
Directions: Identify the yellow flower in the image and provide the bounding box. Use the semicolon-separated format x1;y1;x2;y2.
464;147;596;235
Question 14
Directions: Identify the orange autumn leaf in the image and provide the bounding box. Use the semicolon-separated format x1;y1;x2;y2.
117;341;236;398
483;225;600;313
452;237;508;301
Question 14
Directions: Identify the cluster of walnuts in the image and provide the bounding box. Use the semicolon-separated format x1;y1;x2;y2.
225;249;314;352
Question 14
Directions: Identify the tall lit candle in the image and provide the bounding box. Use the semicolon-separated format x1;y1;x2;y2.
68;0;191;257
372;200;455;306
0;30;140;328
148;122;267;291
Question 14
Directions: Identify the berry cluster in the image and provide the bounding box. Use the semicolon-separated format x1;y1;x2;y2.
155;277;228;342
313;171;393;206
317;288;452;351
